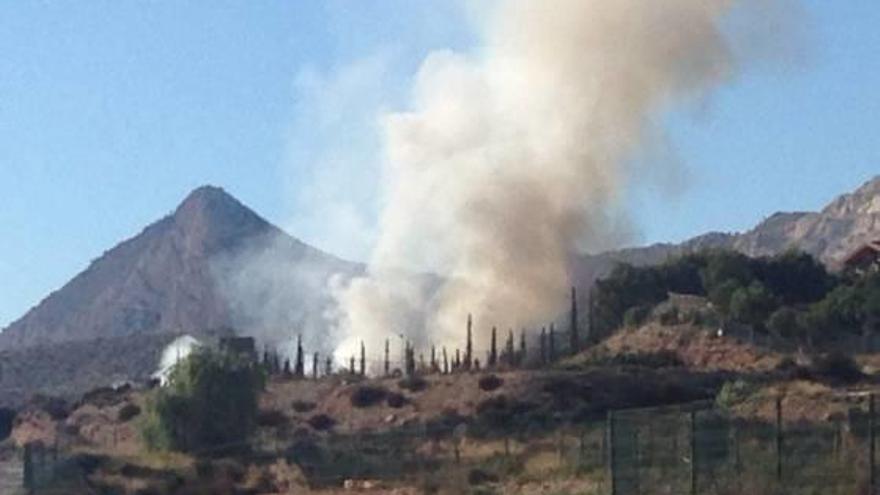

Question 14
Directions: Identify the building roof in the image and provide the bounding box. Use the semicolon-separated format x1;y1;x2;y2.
843;240;880;267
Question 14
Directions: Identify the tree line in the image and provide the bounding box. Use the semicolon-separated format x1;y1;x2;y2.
593;248;880;349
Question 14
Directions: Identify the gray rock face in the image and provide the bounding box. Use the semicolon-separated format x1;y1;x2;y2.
573;175;880;284
0;186;362;350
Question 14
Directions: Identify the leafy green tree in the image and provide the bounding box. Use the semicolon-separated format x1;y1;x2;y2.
729;281;778;332
594;263;666;334
141;348;265;452
700;250;753;293
707;279;743;316
767;306;800;339
757;250;833;305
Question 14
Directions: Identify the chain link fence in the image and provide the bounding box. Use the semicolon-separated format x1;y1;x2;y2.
608;392;878;495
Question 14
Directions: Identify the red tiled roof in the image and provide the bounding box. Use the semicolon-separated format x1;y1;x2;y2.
843;240;880;266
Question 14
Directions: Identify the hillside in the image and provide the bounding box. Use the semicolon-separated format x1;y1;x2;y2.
0;186;362;350
573;175;880;284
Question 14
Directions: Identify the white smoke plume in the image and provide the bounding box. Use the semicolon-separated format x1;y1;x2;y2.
332;0;800;359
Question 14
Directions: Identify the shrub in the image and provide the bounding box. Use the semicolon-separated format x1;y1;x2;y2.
117;403;141;422
658;307;680;326
350;386;387;408
29;395;70;421
478;374;504;392
257;409;288;428
623;305;652;327
291;400;316;413
425;408;467;439
605;351;683;368
140;348;265;452
715;379;755;409
307;414;335;431
385;392;407;408
468;468;499;485
398;376;428;393
811;352;865;384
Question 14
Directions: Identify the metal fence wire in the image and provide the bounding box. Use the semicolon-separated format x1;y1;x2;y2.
608;393;878;495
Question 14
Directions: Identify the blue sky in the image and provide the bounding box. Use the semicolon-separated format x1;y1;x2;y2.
0;1;878;328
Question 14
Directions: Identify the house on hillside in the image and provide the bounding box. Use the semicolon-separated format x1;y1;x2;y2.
843;240;880;274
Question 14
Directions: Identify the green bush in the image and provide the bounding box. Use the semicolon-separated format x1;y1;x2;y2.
117;403;141;422
140;348;265;453
623;305;652;327
810;352;865;384
715;379;755;409
478;374;504;392
350;385;387;408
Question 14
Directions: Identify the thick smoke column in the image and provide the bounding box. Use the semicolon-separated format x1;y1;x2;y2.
333;0;778;357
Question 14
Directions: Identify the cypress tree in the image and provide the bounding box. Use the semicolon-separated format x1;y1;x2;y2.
359;341;366;376
405;342;416;377
489;326;498;368
465;314;473;370
350;355;356;375
312;352;319;379
549;323;556;362
283;358;291;376
540;327;547;365
519;329;527;365
384;339;390;377
295;335;305;377
443;347;449;374
325;356;332;376
570;286;579;354
587;286;595;344
431;345;437;372
506;329;515;366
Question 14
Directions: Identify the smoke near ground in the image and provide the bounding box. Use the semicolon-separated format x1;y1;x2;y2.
332;0;802;360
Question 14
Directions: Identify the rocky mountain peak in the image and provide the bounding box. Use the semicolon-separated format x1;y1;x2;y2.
822;176;880;218
171;185;274;257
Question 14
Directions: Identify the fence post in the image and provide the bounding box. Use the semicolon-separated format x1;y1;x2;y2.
23;443;33;493
690;410;697;495
870;393;876;495
579;428;586;464
775;396;783;483
607;411;616;495
558;428;565;466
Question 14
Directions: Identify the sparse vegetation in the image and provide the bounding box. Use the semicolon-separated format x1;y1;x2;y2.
398;375;428;392
350;385;388;408
478;374;504;392
810;352;865;384
291;400;316;413
385;391;407;408
117;403;141;422
306;414;335;431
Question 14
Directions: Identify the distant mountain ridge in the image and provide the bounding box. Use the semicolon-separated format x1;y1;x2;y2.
0;186;362;350
1;177;879;408
573;175;880;283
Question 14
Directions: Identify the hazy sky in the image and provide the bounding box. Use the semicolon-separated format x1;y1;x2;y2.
1;1;878;328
